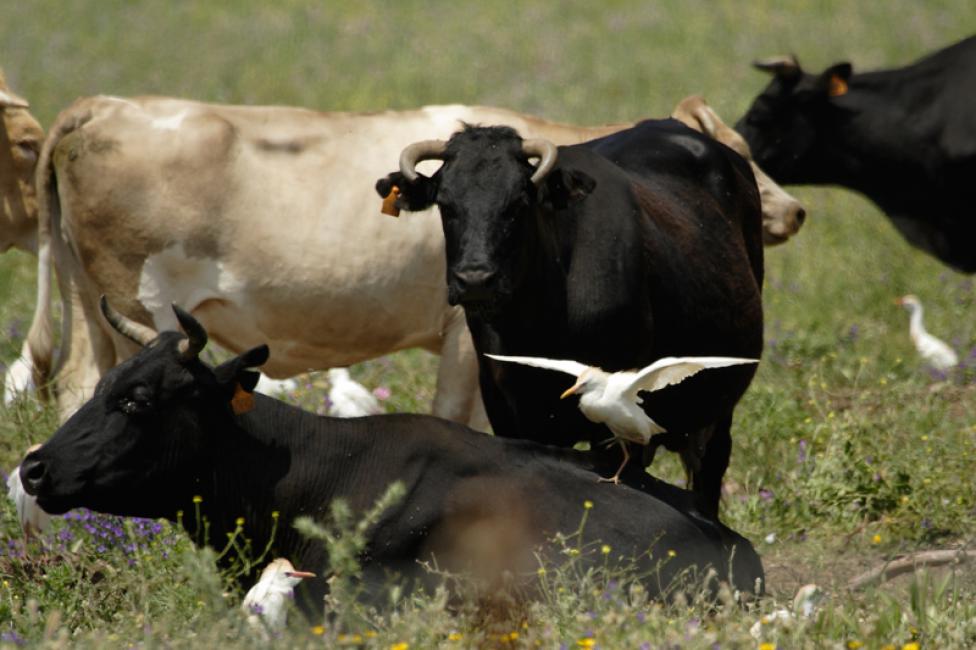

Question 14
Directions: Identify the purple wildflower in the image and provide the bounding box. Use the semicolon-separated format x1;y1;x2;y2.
797;439;808;463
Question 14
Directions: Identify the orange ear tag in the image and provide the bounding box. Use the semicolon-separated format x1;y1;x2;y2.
381;185;401;217
828;75;848;97
231;383;255;414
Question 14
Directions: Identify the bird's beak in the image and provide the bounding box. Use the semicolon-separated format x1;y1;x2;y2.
560;381;582;399
285;570;316;579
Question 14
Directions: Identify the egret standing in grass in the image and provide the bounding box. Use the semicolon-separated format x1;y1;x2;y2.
486;354;759;484
242;558;315;633
896;294;959;371
327;368;384;417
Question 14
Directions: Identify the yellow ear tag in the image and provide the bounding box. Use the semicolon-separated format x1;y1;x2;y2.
828;75;848;97
381;185;401;217
231;382;255;414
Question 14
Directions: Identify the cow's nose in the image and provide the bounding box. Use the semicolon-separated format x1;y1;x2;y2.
20;457;48;494
453;268;497;298
794;206;807;226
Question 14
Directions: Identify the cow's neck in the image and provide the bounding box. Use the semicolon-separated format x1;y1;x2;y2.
184;397;365;566
816;72;950;208
482;201;640;355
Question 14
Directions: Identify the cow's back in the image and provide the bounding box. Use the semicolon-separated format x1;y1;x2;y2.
48;97;625;376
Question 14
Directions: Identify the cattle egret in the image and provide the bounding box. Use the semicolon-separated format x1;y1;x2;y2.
486;354;759;483
327;368;383;417
896;294;959;371
6;444;51;539
2;343;34;405
242;558;315;633
254;374;299;397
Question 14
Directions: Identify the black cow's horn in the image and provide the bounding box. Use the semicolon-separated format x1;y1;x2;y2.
100;296;158;347
753;54;801;78
399;139;447;182
172;305;207;360
523;139;557;185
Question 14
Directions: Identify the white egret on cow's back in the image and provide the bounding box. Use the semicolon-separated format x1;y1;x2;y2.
896;294;959;372
242;558;315;634
486;354;759;484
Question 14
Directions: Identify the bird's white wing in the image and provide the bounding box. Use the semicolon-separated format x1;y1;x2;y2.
625;356;759;397
485;354;589;378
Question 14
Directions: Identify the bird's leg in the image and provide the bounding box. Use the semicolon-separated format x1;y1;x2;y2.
598;440;630;485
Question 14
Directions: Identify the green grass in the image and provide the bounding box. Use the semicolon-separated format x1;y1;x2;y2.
3;1;976;647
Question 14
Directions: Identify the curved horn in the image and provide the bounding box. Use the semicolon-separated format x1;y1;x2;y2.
172;304;208;360
523;139;558;185
100;296;158;347
753;54;801;79
399;139;448;182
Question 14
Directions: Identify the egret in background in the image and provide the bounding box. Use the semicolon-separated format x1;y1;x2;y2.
485;354;758;483
327;368;384;417
896;294;959;371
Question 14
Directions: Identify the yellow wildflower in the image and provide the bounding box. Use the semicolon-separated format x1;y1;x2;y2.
667;549;677;558
235;517;245;527
568;548;580;557
271;510;280;519
872;534;882;544
192;495;203;504
902;644;920;650
390;643;409;650
310;626;325;636
848;641;864;649
759;643;776;650
583;500;593;510
537;567;547;576
577;639;596;648
601;544;611;555
448;632;463;641
365;631;377;638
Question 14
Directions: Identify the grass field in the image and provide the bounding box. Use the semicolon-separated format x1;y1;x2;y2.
2;2;976;647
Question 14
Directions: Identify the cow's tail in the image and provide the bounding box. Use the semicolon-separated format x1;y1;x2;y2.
26;103;94;398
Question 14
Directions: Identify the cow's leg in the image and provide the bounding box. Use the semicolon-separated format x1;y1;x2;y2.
687;413;733;521
431;308;487;429
54;284;117;420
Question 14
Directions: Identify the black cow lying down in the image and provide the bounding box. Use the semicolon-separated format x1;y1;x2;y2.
21;301;764;611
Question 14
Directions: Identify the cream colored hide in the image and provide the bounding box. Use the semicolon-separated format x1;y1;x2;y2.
26;98;626;422
671;95;805;245
0;70;43;254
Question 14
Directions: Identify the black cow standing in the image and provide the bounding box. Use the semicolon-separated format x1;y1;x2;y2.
736;36;976;272
377;123;764;520
20;301;764;613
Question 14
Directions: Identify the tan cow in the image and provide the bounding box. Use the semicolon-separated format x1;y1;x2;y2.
0;69;43;254
24;96;804;421
1;71;44;404
671;95;805;245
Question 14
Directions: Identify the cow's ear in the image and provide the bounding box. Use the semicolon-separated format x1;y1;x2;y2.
214;344;269;390
539;168;596;210
820;62;852;97
375;172;438;215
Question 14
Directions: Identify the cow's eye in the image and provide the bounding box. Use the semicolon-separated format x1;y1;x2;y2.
119;387;152;415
